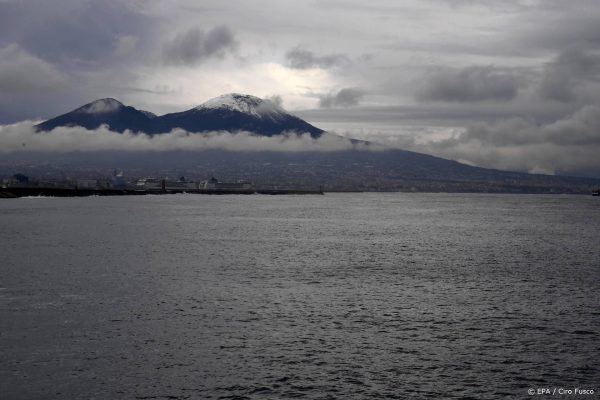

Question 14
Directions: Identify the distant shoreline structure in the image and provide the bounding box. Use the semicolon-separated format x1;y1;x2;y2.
0;172;323;198
0;186;324;198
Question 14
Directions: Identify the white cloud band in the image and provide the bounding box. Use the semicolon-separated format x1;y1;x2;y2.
0;122;377;153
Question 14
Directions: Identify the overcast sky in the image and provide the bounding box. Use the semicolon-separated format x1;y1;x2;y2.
1;0;600;176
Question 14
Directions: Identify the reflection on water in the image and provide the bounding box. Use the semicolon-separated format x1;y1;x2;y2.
1;193;598;399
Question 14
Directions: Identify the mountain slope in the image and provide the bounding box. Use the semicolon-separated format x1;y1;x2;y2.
5;149;599;193
36;94;324;137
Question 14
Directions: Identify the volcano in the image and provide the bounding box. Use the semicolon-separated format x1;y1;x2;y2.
36;94;324;137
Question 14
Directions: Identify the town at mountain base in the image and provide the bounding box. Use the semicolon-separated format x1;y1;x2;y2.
2;149;599;194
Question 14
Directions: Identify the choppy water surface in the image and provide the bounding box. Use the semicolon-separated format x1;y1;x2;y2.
1;193;599;399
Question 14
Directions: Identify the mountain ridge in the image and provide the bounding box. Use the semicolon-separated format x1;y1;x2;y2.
36;94;324;137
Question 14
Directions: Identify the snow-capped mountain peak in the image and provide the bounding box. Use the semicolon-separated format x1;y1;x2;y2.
77;98;124;114
195;93;286;119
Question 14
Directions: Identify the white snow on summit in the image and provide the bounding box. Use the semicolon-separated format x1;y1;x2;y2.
78;98;123;114
195;93;287;119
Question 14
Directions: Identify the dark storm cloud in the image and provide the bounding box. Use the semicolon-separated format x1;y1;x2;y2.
455;107;600;148
538;45;600;102
0;0;158;122
542;105;600;146
415;66;522;103
0;0;153;68
0;42;69;122
285;47;350;70
318;88;365;108
163;26;236;66
513;11;600;53
0;44;65;93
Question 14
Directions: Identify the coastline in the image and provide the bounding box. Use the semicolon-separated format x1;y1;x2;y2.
0;187;324;198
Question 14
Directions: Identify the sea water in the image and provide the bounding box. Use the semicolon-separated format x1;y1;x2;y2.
1;193;598;399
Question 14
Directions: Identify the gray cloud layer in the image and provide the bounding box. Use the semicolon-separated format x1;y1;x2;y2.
163;26;236;66
538;45;600;103
457;105;600;148
415;66;522;103
285;47;350;70
318;88;365;108
0;44;65;93
0;0;153;68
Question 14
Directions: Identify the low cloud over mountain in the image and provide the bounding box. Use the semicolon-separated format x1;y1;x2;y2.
0;122;366;153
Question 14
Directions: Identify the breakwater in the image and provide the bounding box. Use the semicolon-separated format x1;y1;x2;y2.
0;187;323;198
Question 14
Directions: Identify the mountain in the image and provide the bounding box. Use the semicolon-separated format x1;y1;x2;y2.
35;98;156;133
30;94;600;193
36;94;324;137
149;94;323;137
